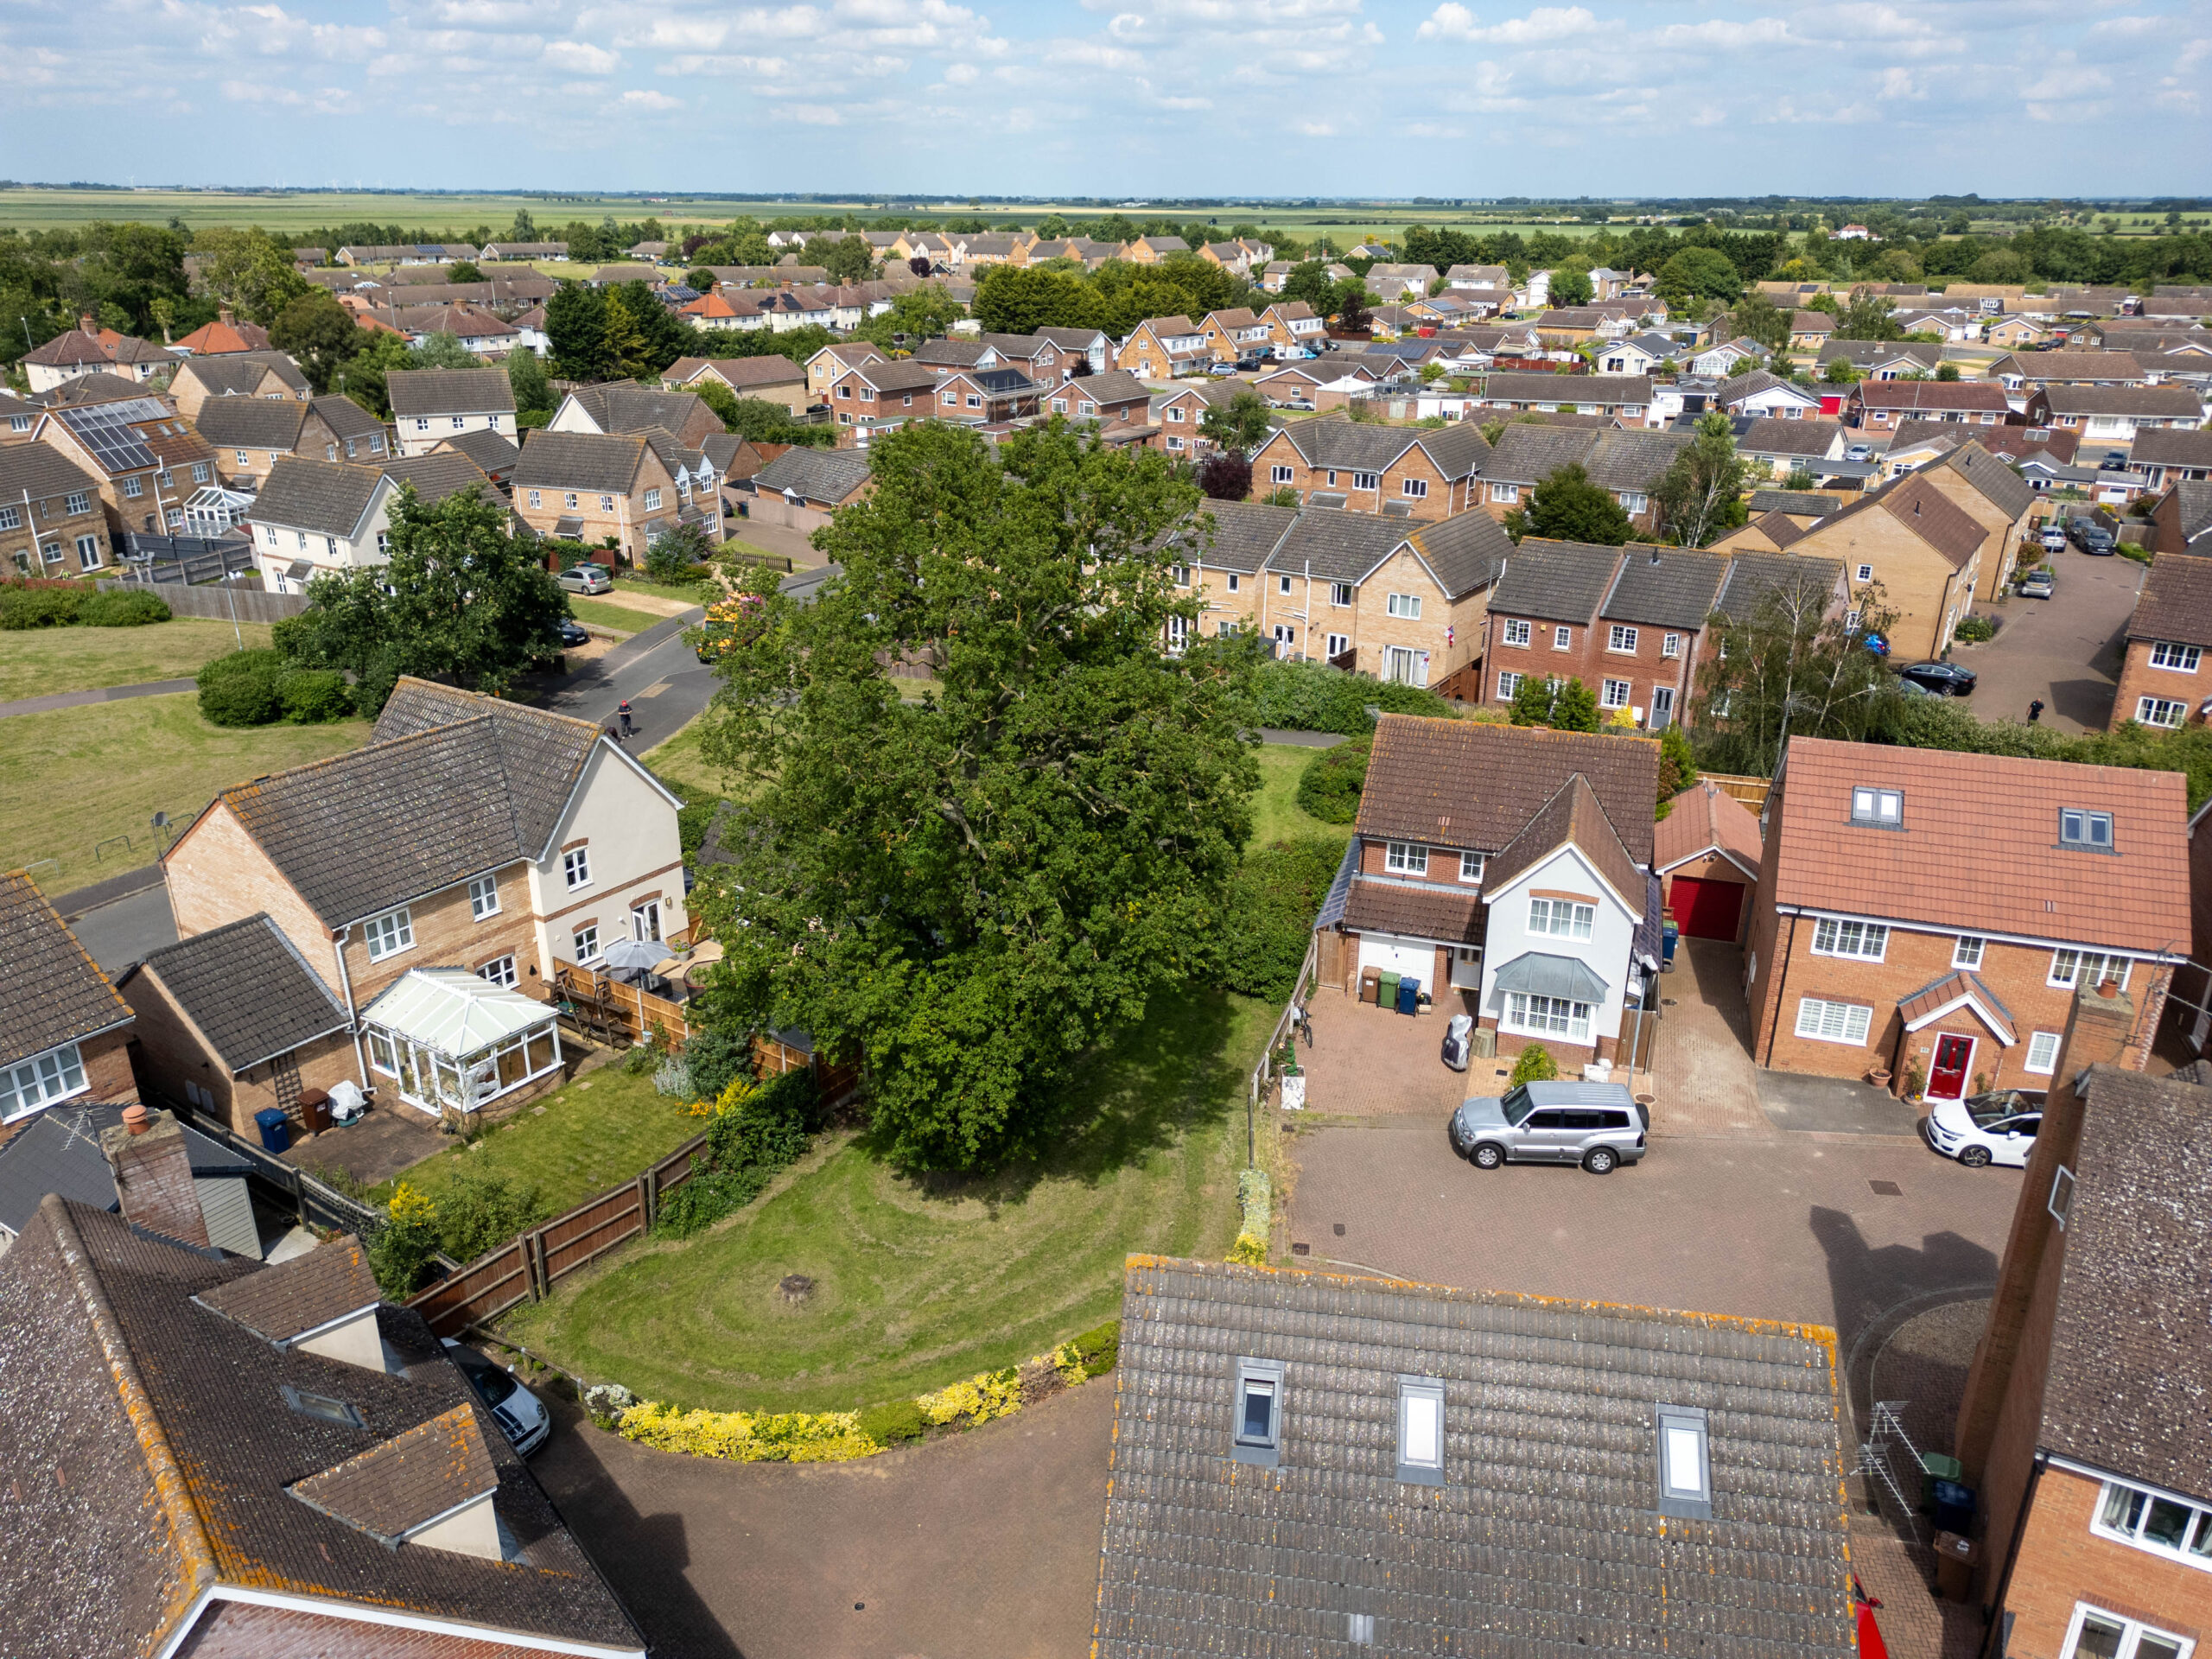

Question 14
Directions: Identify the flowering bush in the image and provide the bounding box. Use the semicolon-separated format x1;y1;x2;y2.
915;1367;1022;1428
618;1400;877;1463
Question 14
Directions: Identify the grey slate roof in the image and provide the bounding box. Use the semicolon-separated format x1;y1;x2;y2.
0;441;100;505
1713;550;1845;622
385;367;516;420
562;384;709;437
1491;538;1626;624
1274;419;1490;480
1268;507;1414;585
1480;421;1599;484
1403;508;1513;600
2041;1068;2212;1502
249;456;383;536
313;394;387;443
512;429;652;494
1164;500;1296;574
0;870;132;1069
126;914;348;1072
1748;488;1844;517
0;1103;246;1239
175;352;311;397
1096;1256;1853;1659
190;395;309;450
2177;479;2212;546
1603;546;1730;630
1069;368;1150;408
753;447;873;505
2131;428;2212;470
433;426;520;474
1483;371;1654;406
0;1200;644;1658
912;338;990;368
1584;427;1692;491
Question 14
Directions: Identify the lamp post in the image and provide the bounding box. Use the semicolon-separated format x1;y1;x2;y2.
222;568;244;652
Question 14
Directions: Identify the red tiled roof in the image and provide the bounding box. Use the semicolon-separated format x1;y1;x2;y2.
1769;737;2190;952
1655;779;1763;880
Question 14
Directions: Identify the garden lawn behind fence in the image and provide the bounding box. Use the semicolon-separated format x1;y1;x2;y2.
1249;742;1356;851
501;985;1272;1414
0;618;275;702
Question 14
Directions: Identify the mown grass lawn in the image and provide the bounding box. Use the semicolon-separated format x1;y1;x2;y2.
610;573;710;605
501;986;1271;1414
639;717;726;801
1249;740;1354;851
565;597;669;637
0;618;275;702
367;1063;705;1217
0;694;367;894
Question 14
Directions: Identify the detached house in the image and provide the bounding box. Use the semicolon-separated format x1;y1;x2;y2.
1819;340;1942;379
663;354;810;416
1198;308;1271;363
744;447;874;532
1848;379;2013;429
2129;428;2212;492
1116;315;1210;378
34;396;219;538
932;366;1043;424
2025;384;2204;448
1785;470;1988;658
547;384;721;449
1042;369;1150;429
1745;736;2186;1098
0;869;137;1132
805;340;887;397
1313;717;1662;1069
1261;301;1327;355
1249;420;1491;521
169;352;311;419
823;358;939;430
2112;555;2212;732
0;442;114;576
193;394;388;489
513;429;710;560
19;316;180;393
1475;371;1655;425
245;452;501;593
387;366;517;456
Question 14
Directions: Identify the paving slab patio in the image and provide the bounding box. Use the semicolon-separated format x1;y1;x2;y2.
1295;988;1477;1119
1648;937;1774;1139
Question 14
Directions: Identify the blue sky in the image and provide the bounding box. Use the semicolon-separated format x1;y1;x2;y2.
3;0;2206;198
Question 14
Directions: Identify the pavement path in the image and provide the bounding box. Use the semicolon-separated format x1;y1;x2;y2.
537;606;715;741
0;677;195;719
1954;545;2145;732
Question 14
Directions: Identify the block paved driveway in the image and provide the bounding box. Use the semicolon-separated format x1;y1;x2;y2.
1952;545;2145;732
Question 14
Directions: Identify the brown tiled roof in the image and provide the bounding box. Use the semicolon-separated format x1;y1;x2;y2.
290;1403;499;1545
195;1236;378;1342
2036;384;2202;419
1357;716;1660;862
1808;472;1987;571
1896;969;2015;1044
1342;878;1483;944
2131;429;2212;471
1769;736;2189;951
2126;555;2212;650
0;870;132;1070
1751;511;1808;549
1656;779;1763;879
1852;381;2011;413
1483;773;1647;907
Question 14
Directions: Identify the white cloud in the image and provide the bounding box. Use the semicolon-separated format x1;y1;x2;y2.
783;100;845;123
1420;5;1599;44
543;38;620;70
942;59;978;79
619;86;682;107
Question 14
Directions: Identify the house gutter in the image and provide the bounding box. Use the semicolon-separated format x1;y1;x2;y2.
331;924;371;1088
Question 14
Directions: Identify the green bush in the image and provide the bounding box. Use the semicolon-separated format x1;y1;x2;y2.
77;589;171;626
653;1067;817;1239
1250;659;1452;734
1219;837;1344;1001
196;648;285;725
277;668;353;723
857;1399;927;1445
1065;1319;1121;1379
1508;1045;1560;1086
1295;735;1370;823
677;1025;753;1106
436;1169;546;1263
350;645;403;718
0;585;86;628
1954;615;1997;643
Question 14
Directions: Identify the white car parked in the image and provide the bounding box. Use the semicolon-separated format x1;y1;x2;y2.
443;1338;551;1455
1922;1090;2043;1168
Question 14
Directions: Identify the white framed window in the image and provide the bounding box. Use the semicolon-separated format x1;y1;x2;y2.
468;874;499;920
1387;592;1421;619
1618;490;1647;514
1278;574;1294;595
363;907;414;962
1497;671;1522;698
1166;405;1185;422
1;1042;88;1122
65;491;91;515
451;415;466;429
1402;478;1428;499
2137;697;2186;728
1271;465;1294;485
1600;678;1631;709
1850;786;1904;826
2060;809;2113;850
528;490;541;508
1608;625;1638;652
1795;997;1872;1045
1233;1357;1284;1467
1331;582;1353;607
0;505;16;530
1459;851;1484;884
1226;572;1240;593
1553;626;1571;649
2025;1029;2062;1075
572;923;601;964
1166;435;1185;453
564;492;578;509
479;955;518;988
1952;935;1985;969
1529;897;1594;940
563;847;591;890
598;493;615;512
416;417;431;431
235;449;251;467
1386;842;1428;874
2063;1599;2195;1659
1812;918;1888;960
1325;632;1350;658
1662;631;1684;658
123;475;143;498
1505;991;1592;1044
2150;641;2202;671
1351;471;1379;490
1491;482;1519;504
487;414;502;429
1656;1404;1712;1517
631;899;663;944
644;486;663;510
366;1029;397;1074
1856;563;1874;582
1503;620;1531;646
190;462;209;484
2050;949;2129;991
1396;1378;1445;1484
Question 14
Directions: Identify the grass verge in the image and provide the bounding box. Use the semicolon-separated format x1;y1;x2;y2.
1249;741;1354;851
639;716;727;801
0;618;275;702
566;597;668;636
0;693;366;893
501;985;1270;1413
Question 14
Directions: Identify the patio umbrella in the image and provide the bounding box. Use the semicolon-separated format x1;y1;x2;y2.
601;938;667;972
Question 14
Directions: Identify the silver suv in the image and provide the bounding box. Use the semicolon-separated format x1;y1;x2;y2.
1450;1080;1649;1174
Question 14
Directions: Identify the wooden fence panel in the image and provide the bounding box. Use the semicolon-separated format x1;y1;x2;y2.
409;1241;532;1337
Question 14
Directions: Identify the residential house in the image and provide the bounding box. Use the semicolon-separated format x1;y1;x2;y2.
590;263;664;289
931;366;1043;424
479;239;569;260
1730;416;1850;477
1313;716;1661;1066
1745;736;2184;1096
1881;420;2078;477
2130;428;2212;492
805;339;887;397
1656;779;1764;943
0;870;137;1133
1483;541;1729;733
1198;241;1250;276
0;391;37;442
34;396;219;538
1473;372;1655;424
2150;480;2212;556
1150;379;1246;455
1785;470;1988;658
1116;315;1210;378
975;332;1073;383
1252;354;1403;409
165;680;685;1098
753;283;836;333
1033;324;1114;374
2026;384;2204;448
387;367;517;456
1260;301;1326;356
1090;1255;1854;1659
1119;235;1189;264
169;308;273;358
959;233;1020;269
0;1101;260;1256
823;358;939;431
1041;369;1150;428
1790;310;1838;348
0;1203;647;1656
743;447;873;532
1534;307;1630;343
432;428;519;492
245;452;500;593
1596;334;1669;376
1258;259;1350;293
19;316;180;393
1819;340;1942;378
1363;263;1438;303
357;302;524;357
912;337;997;376
1716;369;1822;420
514;429;713;560
1893;307;1985;344
1477;424;1689;536
1198;308;1272;363
1910;438;2038;600
663;354;810;416
1249;419;1492;521
677;289;771;333
1446;263;1511;290
547;384;721;449
1849;379;2014;429
194;394;385;489
1685;338;1770;378
1987;349;2147;399
2112;555;2212;732
0;442;115;576
1983;315;2054;351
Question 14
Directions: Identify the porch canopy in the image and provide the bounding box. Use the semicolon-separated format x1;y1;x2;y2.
1491;951;1608;1003
359;969;562;1116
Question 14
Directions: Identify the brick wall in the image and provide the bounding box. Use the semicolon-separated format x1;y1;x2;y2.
1249;435;1470;523
104;1111;210;1247
514;450;677;564
166;804;339;983
2111;638;2204;733
124;962;359;1135
1484;606;1700;728
0;486;111;577
81;1028;138;1105
1345;545;1485;684
342;867;547;1006
1998;1467;2212;1659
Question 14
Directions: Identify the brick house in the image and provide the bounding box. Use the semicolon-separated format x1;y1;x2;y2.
743;447;873;532
168;352;311;419
245;452;500;593
1477;424;1690;537
192;394;377;489
664;354;811;416
1042;369;1150;428
1783;470;1989;660
2150;479;2212;556
823;359;939;432
1116;316;1209;378
2111;555;2212;732
1819;340;1942;379
1251;356;1402;408
1119;235;1190;264
1716;369;1823;420
1475;372;1656;424
1198;308;1271;363
0;870;137;1134
1261;302;1326;356
1987;349;2148;400
1152;379;1244;457
932;366;1043;424
805;340;887;397
547;384;721;449
975;333;1071;383
0;442;113;576
1906;438;2038;600
161;680;687;1115
386;366;517;457
1249;419;1491;521
2025;384;2205;449
1743;736;2185;1099
1848;379;2014;429
2128;428;2212;493
1483;541;1732;733
1034;325;1114;375
18;316;180;393
1656;779;1764;944
513;429;706;562
34;395;219;539
1312;717;1661;1070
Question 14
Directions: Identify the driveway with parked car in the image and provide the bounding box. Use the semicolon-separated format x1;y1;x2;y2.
1952;544;2146;731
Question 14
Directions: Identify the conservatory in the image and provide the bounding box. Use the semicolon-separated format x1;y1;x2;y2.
359;969;563;1116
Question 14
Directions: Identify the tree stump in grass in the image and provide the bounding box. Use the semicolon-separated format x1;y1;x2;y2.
778;1274;814;1304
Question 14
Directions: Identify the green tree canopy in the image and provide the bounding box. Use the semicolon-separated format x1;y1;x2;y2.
1512;462;1634;545
268;289;363;393
1656;246;1743;307
1653;412;1751;549
687;423;1257;1171
1690;571;1899;775
1198;388;1274;456
1833;295;1903;341
817;235;878;283
1546;266;1594;308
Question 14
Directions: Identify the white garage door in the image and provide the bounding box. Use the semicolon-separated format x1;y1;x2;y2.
1357;931;1436;986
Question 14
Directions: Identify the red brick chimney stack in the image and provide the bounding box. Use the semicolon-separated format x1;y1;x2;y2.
99;1108;211;1250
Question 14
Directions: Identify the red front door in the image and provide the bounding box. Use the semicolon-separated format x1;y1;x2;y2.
1928;1034;1975;1101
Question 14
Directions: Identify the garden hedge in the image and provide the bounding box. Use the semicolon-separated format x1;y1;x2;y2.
1295;735;1370;823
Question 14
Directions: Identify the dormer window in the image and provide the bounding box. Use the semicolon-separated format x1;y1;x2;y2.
1232;1357;1283;1467
2060;809;2113;851
1850;786;1903;826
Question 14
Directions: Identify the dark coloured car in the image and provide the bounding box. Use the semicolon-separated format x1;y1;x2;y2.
2099;450;2128;472
2070;520;2116;555
556;620;590;647
1898;659;1977;696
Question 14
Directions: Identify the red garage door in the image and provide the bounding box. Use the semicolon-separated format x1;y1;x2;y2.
1671;875;1745;940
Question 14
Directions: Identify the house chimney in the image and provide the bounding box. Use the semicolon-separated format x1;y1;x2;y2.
100;1108;211;1250
1952;980;2138;1481
218;305;233;326
79;312;97;335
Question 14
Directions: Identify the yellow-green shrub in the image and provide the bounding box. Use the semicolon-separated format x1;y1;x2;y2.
915;1366;1022;1428
617;1400;879;1462
1228;1232;1268;1267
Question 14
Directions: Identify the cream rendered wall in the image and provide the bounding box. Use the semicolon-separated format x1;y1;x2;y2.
1478;842;1643;1046
524;743;690;970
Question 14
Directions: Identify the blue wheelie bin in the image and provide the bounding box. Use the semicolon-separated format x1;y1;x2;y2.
254;1107;291;1154
1396;976;1421;1015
